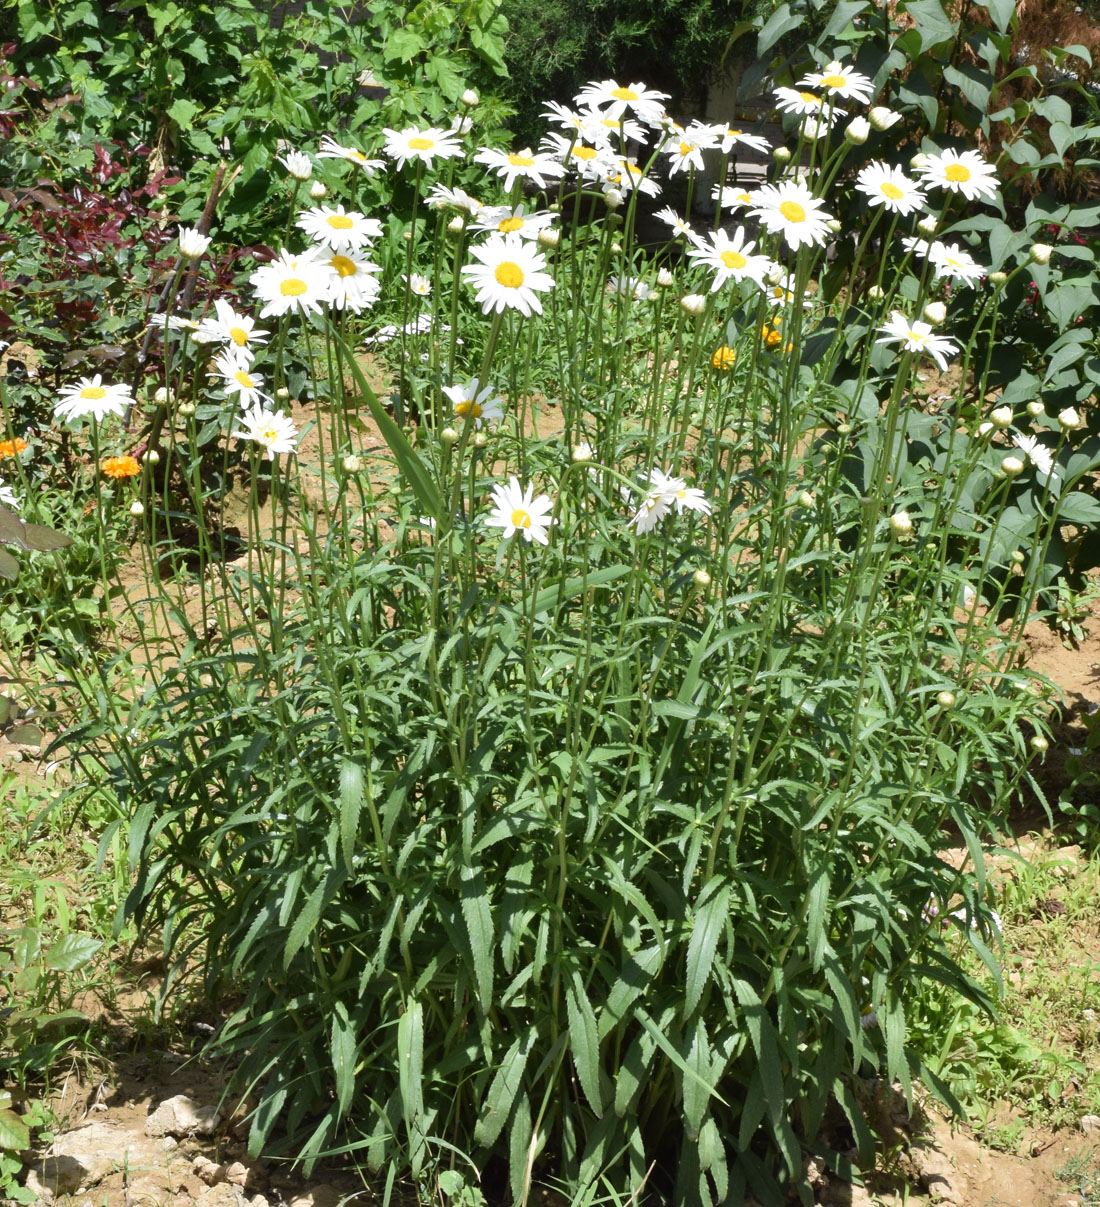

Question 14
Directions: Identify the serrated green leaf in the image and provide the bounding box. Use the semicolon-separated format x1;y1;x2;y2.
338;759;363;874
397;998;424;1141
684;880;729;1018
565;969;603;1116
460;863;494;1007
43;933;101;972
476;1025;534;1147
331;1000;356;1116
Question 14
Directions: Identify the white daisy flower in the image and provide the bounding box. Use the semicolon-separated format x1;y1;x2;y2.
749;180;834;251
55;375;133;423
443;379;504;428
382;125;463;171
687;227;770;291
654;206;701;243
800;113;838;140
485;476;555;544
404;273;432;297
470;205;556;242
278;149;313;180
876;310;958;370
572;79;669;124
663;137;707;176
1012;432;1060;483
773;87;829;117
540;132;616;180
235;404;298;460
607;274;651;300
177;226;211;260
474;146;562;190
0;478;18;510
211;349;266;406
605;158;661;197
460;234;555;317
719;127;771;155
296;204;383;251
917;148;998;201
929;240;984;285
427;184;485;215
541;100;589;134
712;184;755;212
196;299;269;358
799;60;874;104
249;248;334;319
855;161;927;215
581;110;648;148
324;251;382;313
317;135;384;174
631;467;712;533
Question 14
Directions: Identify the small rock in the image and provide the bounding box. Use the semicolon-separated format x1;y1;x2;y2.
194;1154;227;1186
1080;1114;1100;1135
287;1185;344;1207
145;1093;221;1137
247;1196;271;1207
225;1160;253;1187
22;1168;54;1203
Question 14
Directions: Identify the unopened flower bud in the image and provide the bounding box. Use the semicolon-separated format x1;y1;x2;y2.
473;430;488;448
177;226;212;260
276;386;290;400
280;150;314;181
910;152;930;170
693;568;712;588
461;89;479;107
144;449;160;465
826;219;842;233
1029;242;1053;266
867;284;885;302
537;228;560;249
889;510;913;537
154;387;170;405
309;180;327;200
657;268;675;288
1058;407;1081;431
1031;734;1048;753
845;116;870;144
989;270;1007;287
799;491;815;508
129;500;145;516
611;241;622;253
990;405;1013;429
936;690;955;708
869;105;901;131
441;427;460;445
917;215;937;236
342;454;362;473
1011;549;1025;564
772;146;792;163
977;421;994;437
402;229;413;242
571;441;594;463
680;293;706;316
447;215;465;234
178;401;196;416
923;301;946;325
604;187;624;210
1001;455;1025;477
1027;400;1045;417
836;422;852;435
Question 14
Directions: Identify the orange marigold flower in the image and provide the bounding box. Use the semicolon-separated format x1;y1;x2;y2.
0;438;27;459
711;346;737;371
101;455;141;479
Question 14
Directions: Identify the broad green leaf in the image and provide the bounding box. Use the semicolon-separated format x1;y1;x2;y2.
44;933;102;972
0;1107;30;1152
900;0;957;48
822;0;868;40
757;4;801;55
984;0;1016;31
684;880;729;1018
614;1025;659;1117
566;969;603;1116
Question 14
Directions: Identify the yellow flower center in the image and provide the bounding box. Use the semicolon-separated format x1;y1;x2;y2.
611;86;639;102
348;150;368;162
601;119;621;129
498;217;525;232
736;192;752;203
330;255;357;277
229;326;249;345
679;141;695;155
726;128;742;137
720;250;747;269
508;152;535;166
262;427;279;443
454;400;483;418
326;214;354;229
280;278;308;296
880;182;903;200
945;163;971;182
573;146;598;160
779;200;807;223
626;164;643;177
510;508;532;529
799;92;821;105
80;386;107;400
821;74;846;88
495;262;525;289
234;371;254;389
408;137;434;151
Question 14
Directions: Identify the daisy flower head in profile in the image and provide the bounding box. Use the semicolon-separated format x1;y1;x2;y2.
427;184;485;215
404;273;432;297
485;476;555;544
296;204;383;252
688;227;770;291
855;162;927;216
278;149;313;181
382;125;463;171
317;135;384;175
55;375;133;424
876;310;958;371
249;248;334;319
324;251;382;313
606;157;661;197
719;127;770;155
798;60;874;104
540;132;615;180
474;146;562;191
581;110;649;149
443;379;504;429
800;113;839;140
607;274;651;301
917;147;998;202
177;226;212;260
1012;432;1060;485
750;180;834;251
196;299;269;359
929;240;984;286
712;184;755;213
631;467;713;534
0;478;18;509
654;206;701;244
235;404;298;461
773;87;829;118
471;205;556;242
212;349;266;407
573;79;669;125
460;233;554;317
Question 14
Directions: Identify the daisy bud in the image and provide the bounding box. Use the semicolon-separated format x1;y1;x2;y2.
309;181;327;200
447;216;466;234
571;441;594;463
1031;734;1048;753
773;146;792;163
129;500;145;516
154;387;170;405
1027;400;1045;417
798;491;815;508
765;264;786;287
537;228;561;249
845;116;870;144
990;405;1013;429
923;301;947;325
144;449;160;465
827;219;842;233
976;421;994;437
177;225;212;260
693;568;712;588
461;89;479;107
836;422;852;435
178;401;196;416
603;188;624;209
910;152;930;170
989;270;1007;287
472;431;488;449
1000;455;1025;477
279;150;313;181
936;690;956;708
889;510;913;538
869;105;902;131
441;427;460;445
611;242;623;253
917;215;937;236
1059;407;1081;431
1029;242;1053;266
276;387;290;400
402;230;413;242
680;293;706;316
342;454;362;473
1011;550;1025;564
867;284;885;301
657;268;675;288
